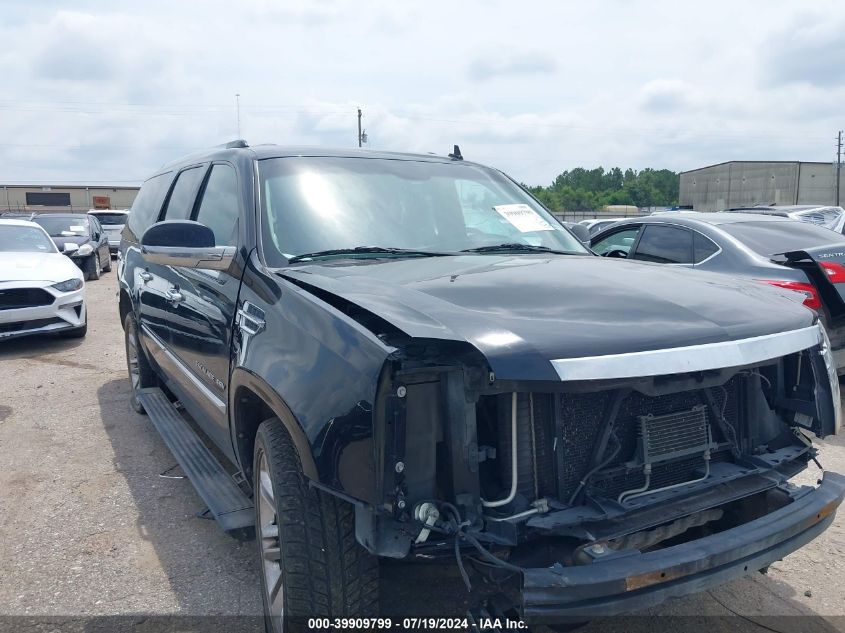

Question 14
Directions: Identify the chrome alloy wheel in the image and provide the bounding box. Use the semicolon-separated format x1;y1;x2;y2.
257;450;284;621
126;318;141;393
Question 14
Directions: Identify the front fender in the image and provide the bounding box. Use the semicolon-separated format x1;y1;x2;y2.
234;257;395;501
229;367;319;480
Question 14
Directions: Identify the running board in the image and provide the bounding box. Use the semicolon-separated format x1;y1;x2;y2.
137;388;254;535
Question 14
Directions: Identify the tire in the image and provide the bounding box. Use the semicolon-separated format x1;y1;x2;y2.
103;252;112;272
253;418;379;632
84;254;101;281
123;312;158;414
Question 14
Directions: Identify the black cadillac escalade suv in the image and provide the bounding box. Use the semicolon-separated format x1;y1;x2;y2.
117;141;844;629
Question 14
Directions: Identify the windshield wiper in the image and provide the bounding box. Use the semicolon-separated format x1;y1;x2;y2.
460;243;582;255
288;246;450;263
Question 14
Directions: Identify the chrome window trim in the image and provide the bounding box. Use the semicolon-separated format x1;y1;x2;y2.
551;324;821;381
140;323;226;412
599;219;725;265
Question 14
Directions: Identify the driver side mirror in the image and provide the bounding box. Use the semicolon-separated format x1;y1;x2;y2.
141;220;234;270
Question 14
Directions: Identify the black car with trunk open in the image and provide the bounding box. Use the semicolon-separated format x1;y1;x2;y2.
117;142;844;629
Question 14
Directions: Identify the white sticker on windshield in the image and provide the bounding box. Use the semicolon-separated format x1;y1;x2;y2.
493;204;555;233
69;225;85;232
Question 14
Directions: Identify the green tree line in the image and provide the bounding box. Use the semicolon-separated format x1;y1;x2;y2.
526;167;679;212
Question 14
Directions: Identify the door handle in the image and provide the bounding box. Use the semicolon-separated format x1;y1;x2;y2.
166;288;184;304
139;271;153;283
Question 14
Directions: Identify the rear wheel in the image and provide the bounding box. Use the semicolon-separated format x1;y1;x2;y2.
103;252;112;272
254;418;379;632
123;313;158;414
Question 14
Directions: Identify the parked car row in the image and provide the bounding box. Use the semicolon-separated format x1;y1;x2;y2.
0;210;127;341
113;142;843;627
0;219;87;340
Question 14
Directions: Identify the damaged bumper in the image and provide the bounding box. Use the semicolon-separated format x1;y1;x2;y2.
522;471;845;622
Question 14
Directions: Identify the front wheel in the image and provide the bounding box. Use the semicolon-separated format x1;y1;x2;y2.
84;254;101;281
254;418;379;632
103;252;112;272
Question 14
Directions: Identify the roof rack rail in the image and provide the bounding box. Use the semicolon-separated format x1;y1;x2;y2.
220;139;249;149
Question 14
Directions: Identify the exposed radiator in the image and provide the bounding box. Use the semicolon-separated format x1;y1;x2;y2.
615;405;717;504
546;378;740;502
640;405;712;464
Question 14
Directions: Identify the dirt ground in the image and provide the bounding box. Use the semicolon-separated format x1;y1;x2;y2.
2;272;845;632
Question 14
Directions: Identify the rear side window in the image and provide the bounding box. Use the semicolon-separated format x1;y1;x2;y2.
194;164;240;246
162;166;205;220
693;232;719;263
126;172;172;242
720;221;845;256
633;225;693;264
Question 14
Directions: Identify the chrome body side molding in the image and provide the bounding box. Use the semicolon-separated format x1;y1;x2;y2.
140;323;226;413
551;325;821;381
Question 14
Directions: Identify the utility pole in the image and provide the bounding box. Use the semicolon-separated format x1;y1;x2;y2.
235;93;241;138
357;108;363;147
837;130;842;206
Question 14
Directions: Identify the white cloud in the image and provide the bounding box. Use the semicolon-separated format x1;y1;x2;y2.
761;13;845;88
467;52;558;81
0;0;843;185
638;79;693;113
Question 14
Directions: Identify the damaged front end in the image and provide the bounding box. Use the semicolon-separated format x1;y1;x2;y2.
356;322;844;622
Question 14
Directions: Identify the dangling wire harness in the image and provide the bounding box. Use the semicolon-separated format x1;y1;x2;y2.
422;502;525;592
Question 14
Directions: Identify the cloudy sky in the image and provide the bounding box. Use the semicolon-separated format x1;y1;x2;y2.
1;0;844;186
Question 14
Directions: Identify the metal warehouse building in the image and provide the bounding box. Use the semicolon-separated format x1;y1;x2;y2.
1;184;139;214
679;161;844;212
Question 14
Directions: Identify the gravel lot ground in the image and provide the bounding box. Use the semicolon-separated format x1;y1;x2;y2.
2;271;845;632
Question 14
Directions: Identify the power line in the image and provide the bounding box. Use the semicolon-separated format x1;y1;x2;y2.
0;179;145;184
837;130;842;206
0;99;832;142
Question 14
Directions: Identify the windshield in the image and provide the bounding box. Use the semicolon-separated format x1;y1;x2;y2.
720;220;845;255
0;224;58;253
90;212;127;225
258;157;588;265
32;216;90;237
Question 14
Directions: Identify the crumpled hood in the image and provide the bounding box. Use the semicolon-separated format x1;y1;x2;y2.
0;251;84;283
281;255;815;380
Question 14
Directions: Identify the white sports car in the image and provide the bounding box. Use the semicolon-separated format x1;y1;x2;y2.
0;219;87;340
